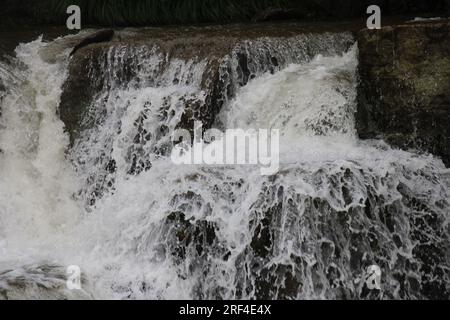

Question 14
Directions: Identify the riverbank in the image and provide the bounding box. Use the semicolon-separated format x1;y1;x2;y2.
1;0;449;28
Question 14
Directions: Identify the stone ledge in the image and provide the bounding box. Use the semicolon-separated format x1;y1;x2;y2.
357;20;450;166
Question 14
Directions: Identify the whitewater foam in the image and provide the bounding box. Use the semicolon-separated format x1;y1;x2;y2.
0;33;448;299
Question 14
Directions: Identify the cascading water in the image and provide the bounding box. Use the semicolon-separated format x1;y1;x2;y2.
0;30;448;300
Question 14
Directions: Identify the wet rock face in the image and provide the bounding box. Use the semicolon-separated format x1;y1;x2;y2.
357;21;450;166
59;27;354;208
60;48;102;144
60;36;232;145
70;30;114;56
60;25;354;145
158;164;449;300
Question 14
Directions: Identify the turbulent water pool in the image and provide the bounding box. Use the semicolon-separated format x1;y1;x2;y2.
0;29;449;300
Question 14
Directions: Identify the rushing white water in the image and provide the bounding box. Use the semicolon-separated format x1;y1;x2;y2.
0;32;448;300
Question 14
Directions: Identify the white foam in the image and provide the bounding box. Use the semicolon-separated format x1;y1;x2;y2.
0;35;448;299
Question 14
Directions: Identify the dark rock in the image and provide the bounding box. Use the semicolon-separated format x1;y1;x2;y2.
70;30;114;56
59;45;104;144
357;21;450;166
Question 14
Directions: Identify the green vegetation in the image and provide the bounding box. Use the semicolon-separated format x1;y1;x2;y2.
41;0;292;25
1;0;449;28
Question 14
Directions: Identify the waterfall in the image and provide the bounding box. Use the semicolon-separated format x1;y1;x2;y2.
0;30;448;300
